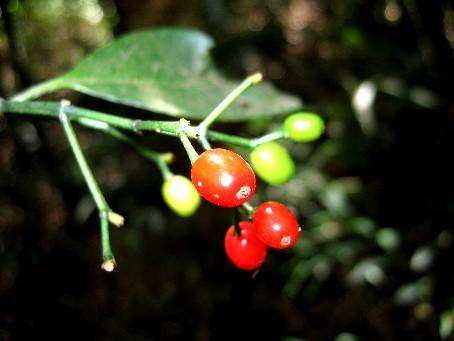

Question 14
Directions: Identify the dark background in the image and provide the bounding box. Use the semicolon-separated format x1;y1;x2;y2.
1;0;454;340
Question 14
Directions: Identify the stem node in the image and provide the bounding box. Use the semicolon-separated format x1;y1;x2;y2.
132;119;143;134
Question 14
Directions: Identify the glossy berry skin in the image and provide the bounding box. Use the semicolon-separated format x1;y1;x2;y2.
191;148;256;207
224;221;267;270
162;175;201;217
250;142;295;185
253;201;300;249
283;112;325;142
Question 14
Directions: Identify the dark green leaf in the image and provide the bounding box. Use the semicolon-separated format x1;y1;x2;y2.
52;28;302;121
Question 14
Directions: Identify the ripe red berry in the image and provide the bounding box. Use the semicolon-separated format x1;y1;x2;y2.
191;148;256;207
224;221;267;270
252;201;300;249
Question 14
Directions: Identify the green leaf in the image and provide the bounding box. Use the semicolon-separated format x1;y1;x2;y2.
47;28;302;121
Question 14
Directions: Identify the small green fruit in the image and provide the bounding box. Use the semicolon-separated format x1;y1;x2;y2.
250;142;295;185
283;112;325;142
162;175;201;217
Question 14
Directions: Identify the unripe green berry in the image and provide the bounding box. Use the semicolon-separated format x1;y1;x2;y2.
283;112;325;142
162;175;201;217
250;142;295;185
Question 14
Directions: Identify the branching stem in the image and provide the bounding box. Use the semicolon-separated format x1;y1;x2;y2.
58;101;122;271
77;117;174;180
0;99;283;149
197;73;262;133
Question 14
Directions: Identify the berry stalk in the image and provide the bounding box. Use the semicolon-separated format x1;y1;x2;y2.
197;73;262;133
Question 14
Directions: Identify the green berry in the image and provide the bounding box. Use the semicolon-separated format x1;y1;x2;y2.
250;142;295;185
283;112;325;142
162;175;201;217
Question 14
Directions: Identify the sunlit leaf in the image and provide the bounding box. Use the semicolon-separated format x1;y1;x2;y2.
48;28;302;121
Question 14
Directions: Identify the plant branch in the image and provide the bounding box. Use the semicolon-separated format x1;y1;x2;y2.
198;134;212;150
207;129;287;149
197;73;262;133
77;117;174;180
11;78;65;102
58;100;123;271
0;100;180;134
207;131;252;148
177;119;199;165
100;212;116;272
1;99;280;152
250;129;287;148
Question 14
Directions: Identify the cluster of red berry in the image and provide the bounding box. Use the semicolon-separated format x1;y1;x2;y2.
191;146;300;270
162;113;324;270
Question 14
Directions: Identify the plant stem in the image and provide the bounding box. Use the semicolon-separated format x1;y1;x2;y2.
58;101;121;270
59;107;109;211
0;100;180;134
100;212;115;264
198;134;212;150
1;100;275;149
10;78;64;102
77;117;174;180
241;202;255;219
207;129;287;149
207;131;252;148
178;120;199;164
197;73;262;133
250;129;287;147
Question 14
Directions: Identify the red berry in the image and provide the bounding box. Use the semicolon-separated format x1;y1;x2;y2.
224;221;267;270
191;148;256;207
252;201;300;249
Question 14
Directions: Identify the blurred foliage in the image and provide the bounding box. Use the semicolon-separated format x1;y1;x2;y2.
1;0;454;340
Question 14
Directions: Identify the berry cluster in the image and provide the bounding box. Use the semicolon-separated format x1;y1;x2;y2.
1;67;324;273
224;202;300;270
190;147;300;270
159;112;324;271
